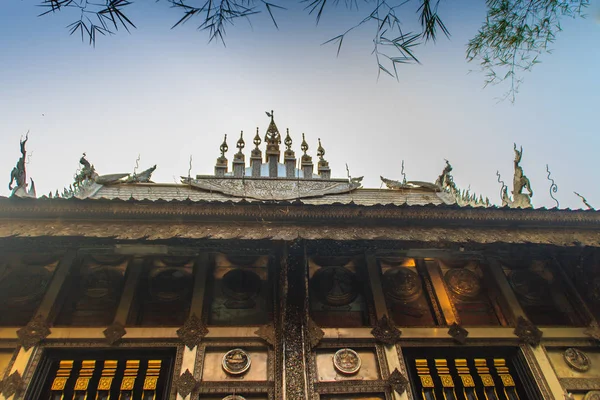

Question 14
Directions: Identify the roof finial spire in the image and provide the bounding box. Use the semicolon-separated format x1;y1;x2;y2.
220;134;228;157
237;131;245;152
301;133;309;155
253;127;261;149
317;138;325;161
284;128;292;151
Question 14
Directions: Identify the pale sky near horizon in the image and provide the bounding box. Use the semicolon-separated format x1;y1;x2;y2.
1;1;599;209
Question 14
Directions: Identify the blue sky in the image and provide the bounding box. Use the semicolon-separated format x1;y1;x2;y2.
1;0;599;208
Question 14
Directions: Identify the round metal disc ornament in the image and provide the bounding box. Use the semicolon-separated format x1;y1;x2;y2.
333;348;361;375
222;348;251;375
222;396;246;400
584;391;600;400
563;348;591;373
444;268;481;300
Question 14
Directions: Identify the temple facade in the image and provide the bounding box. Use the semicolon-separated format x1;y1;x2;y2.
1;112;600;400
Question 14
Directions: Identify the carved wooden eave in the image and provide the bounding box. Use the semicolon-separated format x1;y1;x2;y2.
182;176;361;201
1;197;600;246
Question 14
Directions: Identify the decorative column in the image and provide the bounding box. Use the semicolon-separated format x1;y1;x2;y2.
284;129;296;178
214;135;228;177
317;138;331;180
251;128;262;178
282;241;309;399
300;134;313;179
233;131;245;178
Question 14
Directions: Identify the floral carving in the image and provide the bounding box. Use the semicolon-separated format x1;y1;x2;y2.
103;322;127;345
1;371;23;398
254;323;276;347
371;315;401;345
388;368;409;395
16;315;51;350
448;322;469;344
514;316;543;347
175;369;197;398
307;317;324;349
177;314;208;350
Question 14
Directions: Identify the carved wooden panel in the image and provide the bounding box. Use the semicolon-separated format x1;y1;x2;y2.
0;254;59;326
127;257;193;326
380;258;439;327
437;259;505;326
54;256;127;326
503;260;585;326
207;254;272;326
309;257;369;328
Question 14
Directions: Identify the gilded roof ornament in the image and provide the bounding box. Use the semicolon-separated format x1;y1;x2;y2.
496;145;534;208
236;131;245;152
317;138;325;161
546;164;559;208
284;129;292;151
511;144;533;208
301;133;309;155
220;134;229;157
9;132;36;198
253;128;261;149
264;110;281;145
575;192;594;210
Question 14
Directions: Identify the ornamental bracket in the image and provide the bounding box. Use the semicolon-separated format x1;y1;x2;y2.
177;314;208;350
514;316;543;347
371;315;402;345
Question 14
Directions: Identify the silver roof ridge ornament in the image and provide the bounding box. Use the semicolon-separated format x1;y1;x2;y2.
9;132;36;198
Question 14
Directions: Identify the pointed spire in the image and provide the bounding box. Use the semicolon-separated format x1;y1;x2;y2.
283;128;296;178
301;133;309;155
284;129;292;151
237;131;245;152
233;131;246;177
215;134;229;177
317;138;325;161
253;127;261;149
317;138;330;179
220;134;228;157
264;109;281;145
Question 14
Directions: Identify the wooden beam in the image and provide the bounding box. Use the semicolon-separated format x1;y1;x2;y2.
113;258;144;325
35;250;77;321
189;253;210;318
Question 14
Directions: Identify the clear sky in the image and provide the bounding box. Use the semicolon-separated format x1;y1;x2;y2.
1;0;599;208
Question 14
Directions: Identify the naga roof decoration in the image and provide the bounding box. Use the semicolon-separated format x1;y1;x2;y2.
8;133;36;198
381;160;490;208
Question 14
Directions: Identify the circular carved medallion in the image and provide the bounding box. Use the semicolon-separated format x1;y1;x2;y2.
148;268;191;302
445;268;481;300
83;267;122;299
333;348;361;375
222;348;251;375
584;391;600;400
312;267;359;307
222;396;246;400
508;270;548;304
222;269;261;301
564;348;591;372
382;267;422;303
0;267;52;306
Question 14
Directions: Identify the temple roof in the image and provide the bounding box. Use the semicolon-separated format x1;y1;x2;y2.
5;111;595;211
89;183;455;206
